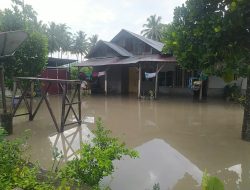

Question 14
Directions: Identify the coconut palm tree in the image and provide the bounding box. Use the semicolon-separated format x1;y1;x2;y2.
88;34;98;51
72;31;89;61
46;22;60;57
57;23;72;58
141;14;163;41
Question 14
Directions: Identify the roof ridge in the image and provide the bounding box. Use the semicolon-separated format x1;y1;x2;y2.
122;29;164;45
86;40;133;58
112;29;164;52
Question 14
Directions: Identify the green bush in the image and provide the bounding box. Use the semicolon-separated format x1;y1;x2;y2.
224;83;246;105
59;118;139;188
224;83;241;100
0;127;55;190
202;171;224;190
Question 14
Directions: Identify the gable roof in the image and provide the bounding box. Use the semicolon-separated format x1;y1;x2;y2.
111;29;164;52
102;41;133;57
86;40;133;58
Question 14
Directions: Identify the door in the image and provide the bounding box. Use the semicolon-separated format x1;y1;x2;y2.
129;67;138;94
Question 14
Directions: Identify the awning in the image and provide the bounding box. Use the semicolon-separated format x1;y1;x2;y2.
75;55;177;67
47;57;77;67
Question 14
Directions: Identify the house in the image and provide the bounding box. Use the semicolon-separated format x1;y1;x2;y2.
75;29;247;98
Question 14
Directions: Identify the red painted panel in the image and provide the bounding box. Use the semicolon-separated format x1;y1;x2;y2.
40;68;69;95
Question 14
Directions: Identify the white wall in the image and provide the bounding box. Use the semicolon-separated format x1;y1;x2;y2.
208;76;247;90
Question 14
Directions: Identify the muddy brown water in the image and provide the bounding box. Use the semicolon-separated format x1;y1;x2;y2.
10;95;250;190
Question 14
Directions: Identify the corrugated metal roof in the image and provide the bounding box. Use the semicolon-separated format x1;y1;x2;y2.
111;29;164;52
102;41;133;57
86;40;132;58
76;57;121;67
75;55;176;67
47;57;77;67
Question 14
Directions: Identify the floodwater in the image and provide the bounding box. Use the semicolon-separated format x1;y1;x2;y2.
10;95;250;190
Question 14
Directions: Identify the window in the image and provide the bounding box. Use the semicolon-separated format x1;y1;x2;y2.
159;71;174;87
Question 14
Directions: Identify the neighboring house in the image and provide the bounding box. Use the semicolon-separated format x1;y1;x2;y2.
75;29;246;98
40;57;77;94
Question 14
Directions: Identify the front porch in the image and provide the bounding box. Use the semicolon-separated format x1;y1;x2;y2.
76;61;201;99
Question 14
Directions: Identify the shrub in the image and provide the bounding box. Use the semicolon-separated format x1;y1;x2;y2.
59;118;139;188
202;171;224;190
0;127;55;190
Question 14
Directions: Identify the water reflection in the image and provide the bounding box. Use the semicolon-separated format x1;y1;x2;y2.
227;164;242;185
102;139;202;190
49;124;94;161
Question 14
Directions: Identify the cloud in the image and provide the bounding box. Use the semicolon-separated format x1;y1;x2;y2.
1;0;186;40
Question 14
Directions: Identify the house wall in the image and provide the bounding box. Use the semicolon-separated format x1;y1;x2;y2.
158;63;247;97
207;76;247;96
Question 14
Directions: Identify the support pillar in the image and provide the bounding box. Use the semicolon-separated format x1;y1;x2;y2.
0;67;7;113
155;64;159;99
105;71;107;95
199;81;203;101
29;81;34;121
138;65;141;98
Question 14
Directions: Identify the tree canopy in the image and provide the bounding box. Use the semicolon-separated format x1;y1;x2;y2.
0;0;48;88
163;0;249;78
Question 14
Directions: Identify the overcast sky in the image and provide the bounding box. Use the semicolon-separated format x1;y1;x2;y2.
1;0;186;41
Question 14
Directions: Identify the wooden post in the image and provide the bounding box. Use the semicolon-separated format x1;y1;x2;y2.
199;81;203;101
11;80;17;113
77;66;80;79
138;65;141;98
155;64;159;99
105;71;107;95
0;67;7;113
60;83;67;132
77;83;81;125
29;81;34;121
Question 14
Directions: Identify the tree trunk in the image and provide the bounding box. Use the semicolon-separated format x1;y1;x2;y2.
242;75;250;141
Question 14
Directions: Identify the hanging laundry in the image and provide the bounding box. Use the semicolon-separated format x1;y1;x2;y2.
85;73;92;80
92;72;98;78
145;72;156;79
98;71;106;77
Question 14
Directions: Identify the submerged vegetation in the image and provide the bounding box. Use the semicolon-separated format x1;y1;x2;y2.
0;118;138;190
